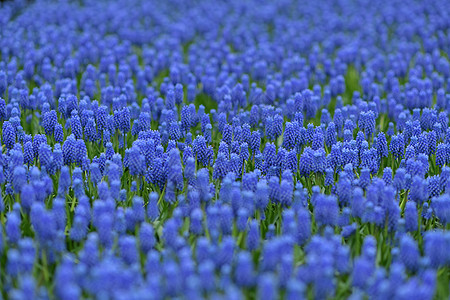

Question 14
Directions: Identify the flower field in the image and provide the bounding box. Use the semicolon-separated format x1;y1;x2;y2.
0;0;450;299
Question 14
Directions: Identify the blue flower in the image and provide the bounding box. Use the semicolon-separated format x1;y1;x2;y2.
314;194;339;227
400;235;420;272
424;231;448;268
235;251;255;287
42;110;58;136
2;121;15;149
213;153;229;180
119;235;138;265
5;211;21;244
404;202;418;232
258;273;277;300
12;166;26;194
325;122;337;148
296;208;311;245
431;194;450;225
410;176;428;204
427;175;441;198
247;220;260;251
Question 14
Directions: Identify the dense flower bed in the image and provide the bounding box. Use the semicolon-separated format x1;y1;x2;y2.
0;0;450;299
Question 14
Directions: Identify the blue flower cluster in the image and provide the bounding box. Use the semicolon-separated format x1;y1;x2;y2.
0;0;450;299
